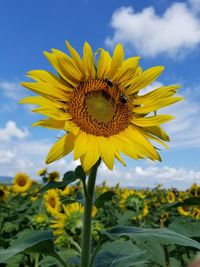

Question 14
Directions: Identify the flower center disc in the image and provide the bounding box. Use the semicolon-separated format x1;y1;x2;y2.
68;79;132;137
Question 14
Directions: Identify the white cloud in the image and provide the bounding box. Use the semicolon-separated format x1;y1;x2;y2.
0;121;29;141
0;81;27;101
0;150;15;164
98;164;200;190
106;0;200;57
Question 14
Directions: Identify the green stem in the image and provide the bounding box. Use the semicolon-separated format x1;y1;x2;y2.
80;159;101;267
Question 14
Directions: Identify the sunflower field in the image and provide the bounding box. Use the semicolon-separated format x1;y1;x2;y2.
1;167;200;267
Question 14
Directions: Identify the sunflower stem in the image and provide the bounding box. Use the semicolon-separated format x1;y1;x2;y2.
81;159;101;267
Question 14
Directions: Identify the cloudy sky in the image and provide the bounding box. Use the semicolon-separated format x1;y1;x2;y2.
1;0;200;189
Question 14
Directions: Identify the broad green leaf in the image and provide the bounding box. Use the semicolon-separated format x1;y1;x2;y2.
0;230;66;266
93;240;148;267
39;249;78;267
94;191;116;208
103;226;200;250
169;220;200;237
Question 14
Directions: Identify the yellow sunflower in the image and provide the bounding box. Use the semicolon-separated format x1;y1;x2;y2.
44;189;61;215
21;41;182;171
166;191;175;203
51;202;96;235
12;173;32;193
0;185;9;201
177;206;189;217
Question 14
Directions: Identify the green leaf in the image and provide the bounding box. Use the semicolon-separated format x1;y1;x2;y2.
93;240;148;267
169;220;200;237
38;171;78;194
74;165;86;181
103;226;200;250
94;191;116;208
39;249;78;267
0;230;66;266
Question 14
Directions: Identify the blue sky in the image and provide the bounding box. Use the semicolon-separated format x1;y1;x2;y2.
1;0;200;188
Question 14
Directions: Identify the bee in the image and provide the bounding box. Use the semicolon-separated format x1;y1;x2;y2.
104;78;113;87
119;93;128;104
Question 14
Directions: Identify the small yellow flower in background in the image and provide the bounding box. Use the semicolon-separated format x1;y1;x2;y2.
0;185;9;202
177;206;189;217
167;191;175;203
44;189;61;215
47;171;60;182
160;212;169;227
60;185;72;197
189;183;198;197
178;191;187;202
33;213;48;224
12;173;32;193
21;41;183;172
38;168;47;176
191;208;200;220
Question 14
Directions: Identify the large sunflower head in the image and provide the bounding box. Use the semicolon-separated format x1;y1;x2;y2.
12;173;32;193
21;41;183;171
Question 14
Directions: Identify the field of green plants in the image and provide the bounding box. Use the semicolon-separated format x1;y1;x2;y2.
1;168;200;267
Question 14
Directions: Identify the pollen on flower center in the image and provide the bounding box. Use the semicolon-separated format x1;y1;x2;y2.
68;79;133;137
86;90;116;122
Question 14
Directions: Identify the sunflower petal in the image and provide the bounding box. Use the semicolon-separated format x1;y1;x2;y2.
74;131;88;160
98;137;115;170
82;42;95;78
97;49;112;79
46;134;75;164
109;43;124;79
126;66;165;95
132;115;175;127
32;118;65;129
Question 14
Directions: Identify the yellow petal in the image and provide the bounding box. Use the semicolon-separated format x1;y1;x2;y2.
98;137;115;170
126;66;165;95
19;96;62;108
82;42;95;79
143;126;170;141
112;56;140;83
97;49;112;79
133;85;180;105
109;43;124;79
133;97;183;114
46;134;75;164
26;70;73;91
126;126;161;161
65;41;83;73
74;131;88;160
132;115;175;127
32;118;65;129
21;82;70;100
52;49;83;82
80;135;99;171
32;107;71;120
64;120;79;135
44;51;77;87
115;151;126;167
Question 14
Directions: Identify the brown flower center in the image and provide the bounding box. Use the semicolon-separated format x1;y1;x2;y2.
18;178;26;186
68;79;133;137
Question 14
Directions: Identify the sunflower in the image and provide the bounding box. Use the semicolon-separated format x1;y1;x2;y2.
12;173;32;193
0;185;9;201
21;41;182;171
47;171;60;182
51;202;96;235
44;189;61;215
166;191;175;203
177;206;189;217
